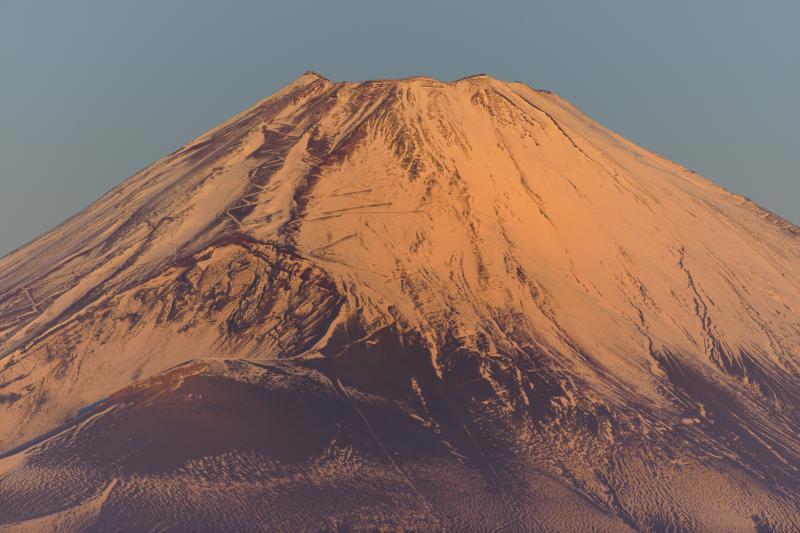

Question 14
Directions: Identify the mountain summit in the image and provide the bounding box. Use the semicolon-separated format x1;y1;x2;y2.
1;73;799;531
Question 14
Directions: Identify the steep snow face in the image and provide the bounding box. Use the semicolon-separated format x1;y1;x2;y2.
1;73;799;529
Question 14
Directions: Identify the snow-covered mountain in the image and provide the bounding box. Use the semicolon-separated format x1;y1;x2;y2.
1;72;799;531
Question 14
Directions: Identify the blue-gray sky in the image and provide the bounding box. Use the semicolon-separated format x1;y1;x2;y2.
1;1;798;256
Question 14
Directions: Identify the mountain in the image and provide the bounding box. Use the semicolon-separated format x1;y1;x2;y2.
1;72;799;531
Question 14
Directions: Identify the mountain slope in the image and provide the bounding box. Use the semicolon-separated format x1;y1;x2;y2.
1;72;799;531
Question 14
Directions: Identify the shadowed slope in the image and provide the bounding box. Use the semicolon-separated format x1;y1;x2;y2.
0;359;633;531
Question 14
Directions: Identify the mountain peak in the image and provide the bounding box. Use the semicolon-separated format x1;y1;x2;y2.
299;70;330;82
292;71;523;89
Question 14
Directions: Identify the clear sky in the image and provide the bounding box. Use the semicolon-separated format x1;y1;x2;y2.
1;1;797;256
